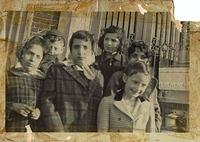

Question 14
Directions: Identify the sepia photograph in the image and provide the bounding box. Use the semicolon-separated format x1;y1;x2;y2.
4;10;190;134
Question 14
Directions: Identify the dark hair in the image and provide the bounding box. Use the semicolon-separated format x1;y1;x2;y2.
114;61;150;101
43;29;66;46
17;36;47;61
98;25;125;52
128;40;152;59
124;61;149;76
69;30;95;52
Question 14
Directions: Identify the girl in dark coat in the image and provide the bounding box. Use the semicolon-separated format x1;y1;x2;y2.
95;25;127;94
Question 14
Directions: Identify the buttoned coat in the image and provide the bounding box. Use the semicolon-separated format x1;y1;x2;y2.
40;63;104;132
104;71;162;132
97;95;156;132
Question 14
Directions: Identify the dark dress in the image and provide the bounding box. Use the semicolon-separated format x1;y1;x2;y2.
95;51;126;95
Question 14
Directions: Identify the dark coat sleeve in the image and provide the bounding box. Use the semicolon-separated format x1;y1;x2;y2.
39;65;64;132
104;71;123;97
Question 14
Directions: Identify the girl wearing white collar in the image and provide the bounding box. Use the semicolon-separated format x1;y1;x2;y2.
97;61;156;132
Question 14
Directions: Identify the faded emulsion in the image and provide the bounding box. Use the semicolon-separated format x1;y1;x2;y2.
4;4;189;134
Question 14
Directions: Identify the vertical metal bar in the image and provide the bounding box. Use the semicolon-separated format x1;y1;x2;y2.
155;12;158;38
112;12;118;26
117;12;124;28
128;12;135;37
133;12;137;34
111;12;114;25
165;12;168;42
127;12;131;38
104;12;108;28
122;12;126;29
116;12;120;26
141;13;145;40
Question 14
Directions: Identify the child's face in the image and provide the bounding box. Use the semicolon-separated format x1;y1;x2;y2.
124;73;150;98
129;48;148;64
103;33;120;53
71;38;93;66
48;40;64;57
21;44;43;71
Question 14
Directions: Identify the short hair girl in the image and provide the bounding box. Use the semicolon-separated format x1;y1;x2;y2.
97;61;157;132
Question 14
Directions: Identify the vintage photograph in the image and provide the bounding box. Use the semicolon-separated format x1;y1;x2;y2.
5;11;189;133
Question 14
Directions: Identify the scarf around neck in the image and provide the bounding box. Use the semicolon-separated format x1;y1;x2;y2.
10;62;45;79
63;58;96;80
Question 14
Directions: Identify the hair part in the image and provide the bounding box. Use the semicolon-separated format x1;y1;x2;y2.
69;30;95;52
98;25;125;52
124;61;149;76
114;61;150;101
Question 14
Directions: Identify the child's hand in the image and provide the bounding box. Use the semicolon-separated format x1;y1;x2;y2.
30;108;40;120
11;103;33;117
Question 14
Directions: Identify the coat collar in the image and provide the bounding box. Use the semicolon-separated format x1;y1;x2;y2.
10;62;45;79
62;64;100;91
113;98;144;121
63;65;88;88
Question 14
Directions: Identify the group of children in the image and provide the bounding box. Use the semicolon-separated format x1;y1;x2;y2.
6;25;161;132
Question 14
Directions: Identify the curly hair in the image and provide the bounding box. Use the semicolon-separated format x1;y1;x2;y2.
128;40;152;58
98;25;125;53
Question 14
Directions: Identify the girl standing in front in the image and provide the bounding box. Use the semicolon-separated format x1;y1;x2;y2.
97;62;156;132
